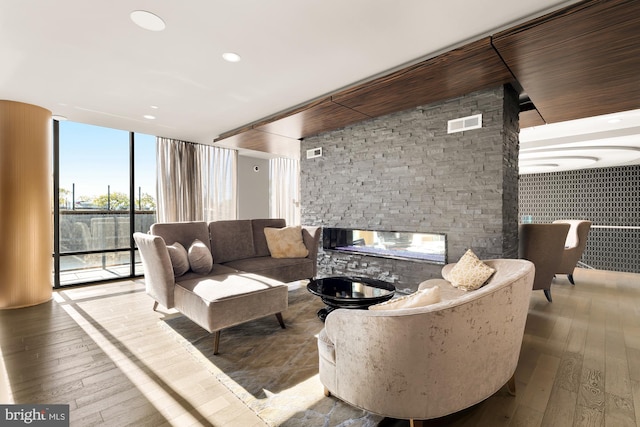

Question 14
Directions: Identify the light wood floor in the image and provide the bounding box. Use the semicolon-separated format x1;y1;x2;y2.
1;268;639;426
0;280;268;426
387;268;640;427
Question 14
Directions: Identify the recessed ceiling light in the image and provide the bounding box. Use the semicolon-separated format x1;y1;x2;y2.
222;52;242;63
130;10;166;32
143;115;156;120
150;105;159;109
52;115;67;121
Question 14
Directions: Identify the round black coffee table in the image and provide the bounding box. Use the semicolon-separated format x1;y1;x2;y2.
307;276;395;321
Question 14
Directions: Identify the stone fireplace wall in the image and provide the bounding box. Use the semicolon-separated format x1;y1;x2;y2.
300;85;520;293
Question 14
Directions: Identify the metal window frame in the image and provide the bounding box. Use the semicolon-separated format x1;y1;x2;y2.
53;122;146;288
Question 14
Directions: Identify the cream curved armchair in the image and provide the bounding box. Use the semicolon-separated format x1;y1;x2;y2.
552;220;592;285
518;223;570;302
317;259;534;426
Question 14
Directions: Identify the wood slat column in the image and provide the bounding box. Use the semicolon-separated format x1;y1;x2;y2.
0;100;53;308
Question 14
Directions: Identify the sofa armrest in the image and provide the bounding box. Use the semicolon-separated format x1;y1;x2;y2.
133;232;176;309
557;245;581;273
301;226;321;276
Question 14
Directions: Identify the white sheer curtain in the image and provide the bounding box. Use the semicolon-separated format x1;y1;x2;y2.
156;137;237;222
197;144;237;221
269;157;300;225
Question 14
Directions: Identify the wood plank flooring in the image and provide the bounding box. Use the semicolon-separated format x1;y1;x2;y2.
0;280;267;427
1;268;639;426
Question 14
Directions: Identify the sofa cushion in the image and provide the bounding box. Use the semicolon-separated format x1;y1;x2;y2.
418;278;466;301
209;220;256;264
369;285;440;310
252;219;286;257
178;264;240;281
447;249;496;291
150;221;211;253
166;242;189;276
264;226;309;258
222;256;314;283
188;239;213;274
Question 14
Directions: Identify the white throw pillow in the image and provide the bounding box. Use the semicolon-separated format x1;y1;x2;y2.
369;285;441;310
447;249;495;291
188;239;213;274
264;226;309;258
166;242;189;277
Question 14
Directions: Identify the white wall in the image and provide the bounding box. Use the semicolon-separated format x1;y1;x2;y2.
237;155;269;220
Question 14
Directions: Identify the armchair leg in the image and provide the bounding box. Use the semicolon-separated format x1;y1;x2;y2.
152;301;158;311
410;420;426;427
275;312;286;329
568;274;575;285
323;387;331;397
213;330;221;355
544;289;552;302
507;373;516;396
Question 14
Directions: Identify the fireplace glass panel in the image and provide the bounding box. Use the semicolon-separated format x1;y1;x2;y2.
323;228;446;264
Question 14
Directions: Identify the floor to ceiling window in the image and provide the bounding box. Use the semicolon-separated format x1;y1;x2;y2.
54;121;156;286
133;133;157;275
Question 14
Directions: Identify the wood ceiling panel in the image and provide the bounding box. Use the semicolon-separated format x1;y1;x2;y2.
332;37;514;118
520;109;545;128
493;0;640;124
254;99;370;139
215;1;638;157
213;129;300;159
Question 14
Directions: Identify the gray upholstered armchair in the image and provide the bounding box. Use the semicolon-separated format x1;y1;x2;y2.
518;223;570;302
317;259;534;426
552;220;592;285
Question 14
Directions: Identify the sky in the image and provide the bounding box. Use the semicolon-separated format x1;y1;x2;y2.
59;121;156;202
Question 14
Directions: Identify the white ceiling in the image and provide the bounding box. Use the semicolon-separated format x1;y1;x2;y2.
2;0;639;171
520;108;640;174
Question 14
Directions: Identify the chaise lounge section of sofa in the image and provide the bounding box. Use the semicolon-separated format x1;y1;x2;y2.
134;218;321;354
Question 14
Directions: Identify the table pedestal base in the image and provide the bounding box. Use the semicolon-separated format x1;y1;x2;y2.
317;307;332;322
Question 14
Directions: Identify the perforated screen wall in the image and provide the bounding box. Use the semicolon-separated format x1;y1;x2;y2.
519;165;640;273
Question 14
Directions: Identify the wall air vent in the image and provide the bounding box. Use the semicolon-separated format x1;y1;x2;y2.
447;114;482;134
306;147;322;159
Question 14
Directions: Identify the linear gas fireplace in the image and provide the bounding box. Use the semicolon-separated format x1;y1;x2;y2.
323;228;447;265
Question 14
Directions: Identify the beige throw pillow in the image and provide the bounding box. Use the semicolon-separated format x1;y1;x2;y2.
448;249;495;291
264;226;309;258
188;239;213;274
167;242;189;276
369;285;441;310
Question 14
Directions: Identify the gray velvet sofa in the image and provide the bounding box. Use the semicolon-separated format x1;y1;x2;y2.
318;258;534;425
133;218;320;354
206;218;320;283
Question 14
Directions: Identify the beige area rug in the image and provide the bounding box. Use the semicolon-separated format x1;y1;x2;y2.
161;283;385;427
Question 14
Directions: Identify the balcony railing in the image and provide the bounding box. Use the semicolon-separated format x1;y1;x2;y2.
57;209;156;285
